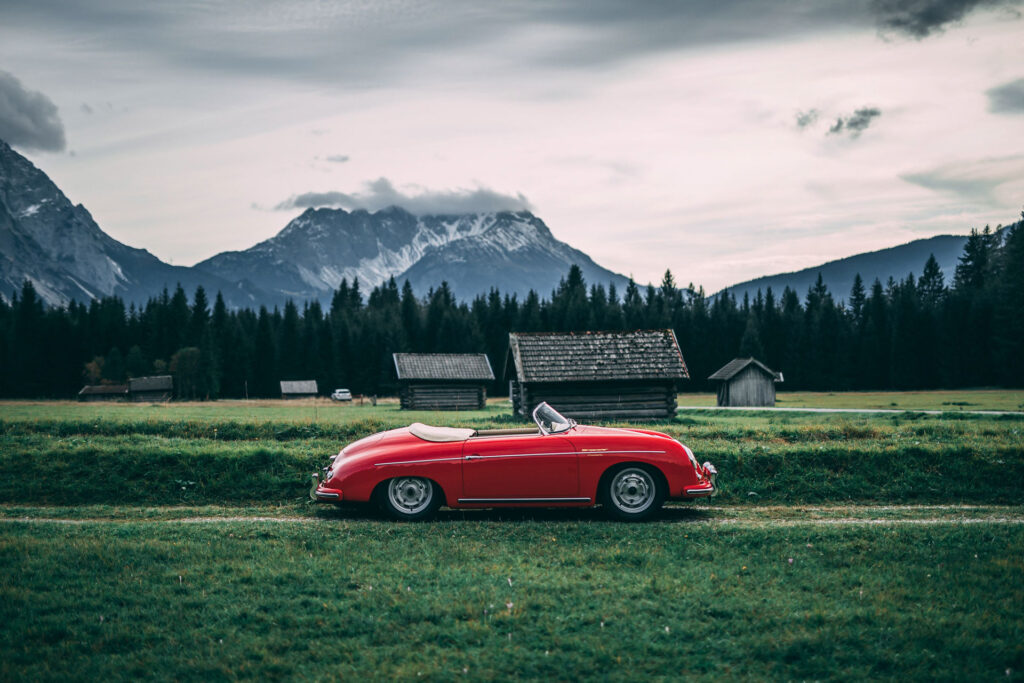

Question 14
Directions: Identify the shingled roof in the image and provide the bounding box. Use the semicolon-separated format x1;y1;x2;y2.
280;380;319;395
708;357;783;382
508;330;689;383
128;375;173;392
393;353;495;381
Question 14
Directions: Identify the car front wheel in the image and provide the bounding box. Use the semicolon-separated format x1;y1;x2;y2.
602;466;664;521
380;477;441;521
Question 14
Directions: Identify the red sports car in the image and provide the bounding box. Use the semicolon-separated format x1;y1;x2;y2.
311;402;717;521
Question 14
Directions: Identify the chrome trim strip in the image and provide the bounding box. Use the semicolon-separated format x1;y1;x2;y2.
374;456;464;466
457;497;592;503
377;450;667;466
465;449;665;460
468;452;577;459
315;491;340;499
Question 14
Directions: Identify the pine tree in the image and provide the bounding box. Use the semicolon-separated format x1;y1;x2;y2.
994;214;1024;385
738;311;764;359
917;254;946;308
849;274;866;323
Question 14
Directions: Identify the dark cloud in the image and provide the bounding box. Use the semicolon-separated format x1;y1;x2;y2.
827;107;882;138
0;70;66;151
0;1;958;91
986;77;1024;113
274;178;533;215
323;154;349;163
868;0;1019;38
795;109;820;129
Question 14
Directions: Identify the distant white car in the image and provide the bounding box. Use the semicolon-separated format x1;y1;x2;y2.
331;388;353;402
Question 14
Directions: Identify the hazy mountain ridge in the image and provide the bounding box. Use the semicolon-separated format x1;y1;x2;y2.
718;234;977;303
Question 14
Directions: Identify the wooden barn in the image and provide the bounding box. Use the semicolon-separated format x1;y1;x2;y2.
708;358;783;407
506;330;689;420
78;384;128;402
280;380;319;399
393;353;495;411
128;375;173;402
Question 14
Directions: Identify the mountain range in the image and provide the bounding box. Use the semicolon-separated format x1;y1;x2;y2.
194;206;629;301
717;234;974;303
0;138;1001;310
0;139;627;307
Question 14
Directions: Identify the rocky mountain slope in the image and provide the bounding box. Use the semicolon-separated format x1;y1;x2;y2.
0;139;265;307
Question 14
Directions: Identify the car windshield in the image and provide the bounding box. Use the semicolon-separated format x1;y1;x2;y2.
532;402;573;434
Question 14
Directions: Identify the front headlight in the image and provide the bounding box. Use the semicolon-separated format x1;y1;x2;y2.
678;442;701;472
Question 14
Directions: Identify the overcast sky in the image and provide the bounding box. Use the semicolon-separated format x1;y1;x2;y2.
1;0;1023;292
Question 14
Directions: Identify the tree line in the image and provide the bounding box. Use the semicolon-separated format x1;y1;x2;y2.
1;216;1022;399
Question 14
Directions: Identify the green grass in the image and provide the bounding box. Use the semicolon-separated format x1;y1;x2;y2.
678;389;1024;411
2;516;1022;680
2;398;1023;680
2;388;1022;427
0;398;499;425
1;409;1021;506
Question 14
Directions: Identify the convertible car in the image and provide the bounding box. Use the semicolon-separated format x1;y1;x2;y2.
311;402;717;521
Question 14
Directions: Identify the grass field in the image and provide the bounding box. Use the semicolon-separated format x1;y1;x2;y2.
1;393;1023;680
678;388;1024;411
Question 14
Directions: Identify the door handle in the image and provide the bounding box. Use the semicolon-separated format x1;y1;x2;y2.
465;454;481;460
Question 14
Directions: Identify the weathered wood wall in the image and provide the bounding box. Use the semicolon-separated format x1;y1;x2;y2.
130;391;172;403
717;366;776;407
511;381;677;420
399;383;487;410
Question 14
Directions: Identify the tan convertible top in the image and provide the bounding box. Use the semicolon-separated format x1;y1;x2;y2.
409;423;476;443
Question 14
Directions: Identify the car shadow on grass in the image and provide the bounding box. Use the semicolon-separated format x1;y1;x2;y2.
312;503;716;524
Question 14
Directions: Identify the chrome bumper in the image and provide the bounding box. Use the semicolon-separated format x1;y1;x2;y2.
683;462;719;497
703;461;718;492
310;472;342;502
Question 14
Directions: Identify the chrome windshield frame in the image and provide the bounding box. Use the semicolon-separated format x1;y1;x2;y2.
532;402;573;435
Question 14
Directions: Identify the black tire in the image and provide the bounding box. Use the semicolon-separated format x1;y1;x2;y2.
601;465;665;521
378;477;442;521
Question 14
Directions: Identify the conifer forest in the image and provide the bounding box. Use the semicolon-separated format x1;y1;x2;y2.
2;220;1022;399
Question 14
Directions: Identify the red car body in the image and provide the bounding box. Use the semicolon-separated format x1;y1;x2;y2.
312;403;717;520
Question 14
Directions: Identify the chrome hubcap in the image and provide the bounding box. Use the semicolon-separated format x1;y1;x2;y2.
610;468;655;512
388;477;432;514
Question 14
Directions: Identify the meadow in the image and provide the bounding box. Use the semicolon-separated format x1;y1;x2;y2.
1;393;1023;680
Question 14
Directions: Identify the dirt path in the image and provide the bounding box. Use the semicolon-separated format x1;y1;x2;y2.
3;504;1023;526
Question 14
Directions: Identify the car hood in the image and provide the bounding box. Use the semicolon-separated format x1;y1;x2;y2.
570;425;674;440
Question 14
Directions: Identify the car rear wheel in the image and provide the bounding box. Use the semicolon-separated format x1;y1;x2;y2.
380;477;441;521
602;466;664;521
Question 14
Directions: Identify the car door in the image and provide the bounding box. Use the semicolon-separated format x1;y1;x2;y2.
460;435;581;502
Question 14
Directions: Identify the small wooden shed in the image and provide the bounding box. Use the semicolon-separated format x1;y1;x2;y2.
78;384;128;402
506;330;689;420
128;375;173;402
708;358;783;407
393;353;495;410
280;380;319;399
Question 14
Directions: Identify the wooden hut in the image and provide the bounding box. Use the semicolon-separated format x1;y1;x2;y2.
128;375;173;402
393;353;495;410
506;330;689;420
78;384;128;402
280;380;319;399
708;358;783;407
